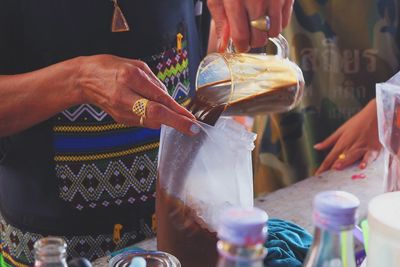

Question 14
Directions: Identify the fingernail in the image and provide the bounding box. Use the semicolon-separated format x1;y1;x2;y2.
313;144;320;149
359;162;367;169
334;163;342;170
190;124;200;135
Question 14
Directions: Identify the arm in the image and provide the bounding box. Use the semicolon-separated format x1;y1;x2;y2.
0;55;198;138
0;58;82;137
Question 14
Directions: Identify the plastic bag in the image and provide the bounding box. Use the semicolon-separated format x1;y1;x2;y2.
156;117;256;267
376;72;400;192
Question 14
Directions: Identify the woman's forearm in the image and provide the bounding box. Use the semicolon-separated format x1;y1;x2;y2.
0;53;199;138
0;57;84;137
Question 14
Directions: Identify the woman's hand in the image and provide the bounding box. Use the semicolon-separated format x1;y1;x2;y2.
314;99;381;175
78;55;199;135
207;0;294;52
0;55;198;137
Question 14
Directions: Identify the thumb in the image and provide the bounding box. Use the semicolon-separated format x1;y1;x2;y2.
208;2;230;52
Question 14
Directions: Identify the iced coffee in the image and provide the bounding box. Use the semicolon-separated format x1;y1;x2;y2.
156;180;218;267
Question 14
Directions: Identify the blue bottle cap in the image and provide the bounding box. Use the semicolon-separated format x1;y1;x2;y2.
218;206;268;246
129;257;146;267
313;191;360;231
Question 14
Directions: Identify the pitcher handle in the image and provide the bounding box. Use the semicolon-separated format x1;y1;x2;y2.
269;34;289;59
227;34;289;59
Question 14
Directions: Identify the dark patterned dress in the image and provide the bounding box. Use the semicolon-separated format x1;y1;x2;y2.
0;0;201;266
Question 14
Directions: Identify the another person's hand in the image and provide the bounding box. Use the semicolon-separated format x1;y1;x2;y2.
207;0;294;52
79;55;199;135
314;99;381;175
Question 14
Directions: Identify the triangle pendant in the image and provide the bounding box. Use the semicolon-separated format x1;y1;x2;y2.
111;1;130;32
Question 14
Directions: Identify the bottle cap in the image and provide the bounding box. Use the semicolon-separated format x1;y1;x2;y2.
129;257;146;267
218;206;268;246
313;191;360;231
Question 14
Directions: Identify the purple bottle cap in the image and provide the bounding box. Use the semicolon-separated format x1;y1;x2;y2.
313;191;360;231
218;206;268;246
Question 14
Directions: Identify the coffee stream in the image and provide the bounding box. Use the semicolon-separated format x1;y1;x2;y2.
186;80;230;126
186;79;299;125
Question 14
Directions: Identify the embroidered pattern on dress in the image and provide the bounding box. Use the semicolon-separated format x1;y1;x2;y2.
56;156;157;210
0;214;154;265
150;47;191;103
61;104;108;122
52;26;191;211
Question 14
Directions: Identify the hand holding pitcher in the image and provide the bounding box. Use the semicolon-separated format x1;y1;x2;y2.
190;35;304;125
207;0;294;52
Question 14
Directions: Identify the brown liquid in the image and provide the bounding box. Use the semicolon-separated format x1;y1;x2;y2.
186;80;230;126
156;180;218;267
186;79;300;126
226;82;300;115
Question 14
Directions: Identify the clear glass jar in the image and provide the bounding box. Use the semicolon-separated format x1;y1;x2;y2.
34;237;68;267
109;251;181;267
191;34;304;125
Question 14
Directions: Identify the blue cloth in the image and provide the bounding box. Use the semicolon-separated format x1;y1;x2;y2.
265;219;313;267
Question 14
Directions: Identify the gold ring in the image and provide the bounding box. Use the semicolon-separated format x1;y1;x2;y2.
338;153;346;160
132;98;149;118
250;15;271;32
139;116;144;126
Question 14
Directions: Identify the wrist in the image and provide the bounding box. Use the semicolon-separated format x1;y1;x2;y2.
69;56;90;105
367;98;378;124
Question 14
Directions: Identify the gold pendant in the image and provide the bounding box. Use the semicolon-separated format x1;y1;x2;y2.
111;0;130;32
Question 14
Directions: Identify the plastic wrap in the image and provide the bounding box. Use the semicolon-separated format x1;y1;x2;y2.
156;117;256;267
376;72;400;192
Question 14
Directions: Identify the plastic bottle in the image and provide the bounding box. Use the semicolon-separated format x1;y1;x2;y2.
303;191;360;267
216;207;268;267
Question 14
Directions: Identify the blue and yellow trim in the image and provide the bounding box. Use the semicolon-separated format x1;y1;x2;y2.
53;128;160;153
53;123;129;133
54;142;159;162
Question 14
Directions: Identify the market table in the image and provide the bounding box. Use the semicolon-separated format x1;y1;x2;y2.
93;156;385;266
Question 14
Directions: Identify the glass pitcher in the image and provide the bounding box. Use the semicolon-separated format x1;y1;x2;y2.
187;35;304;125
